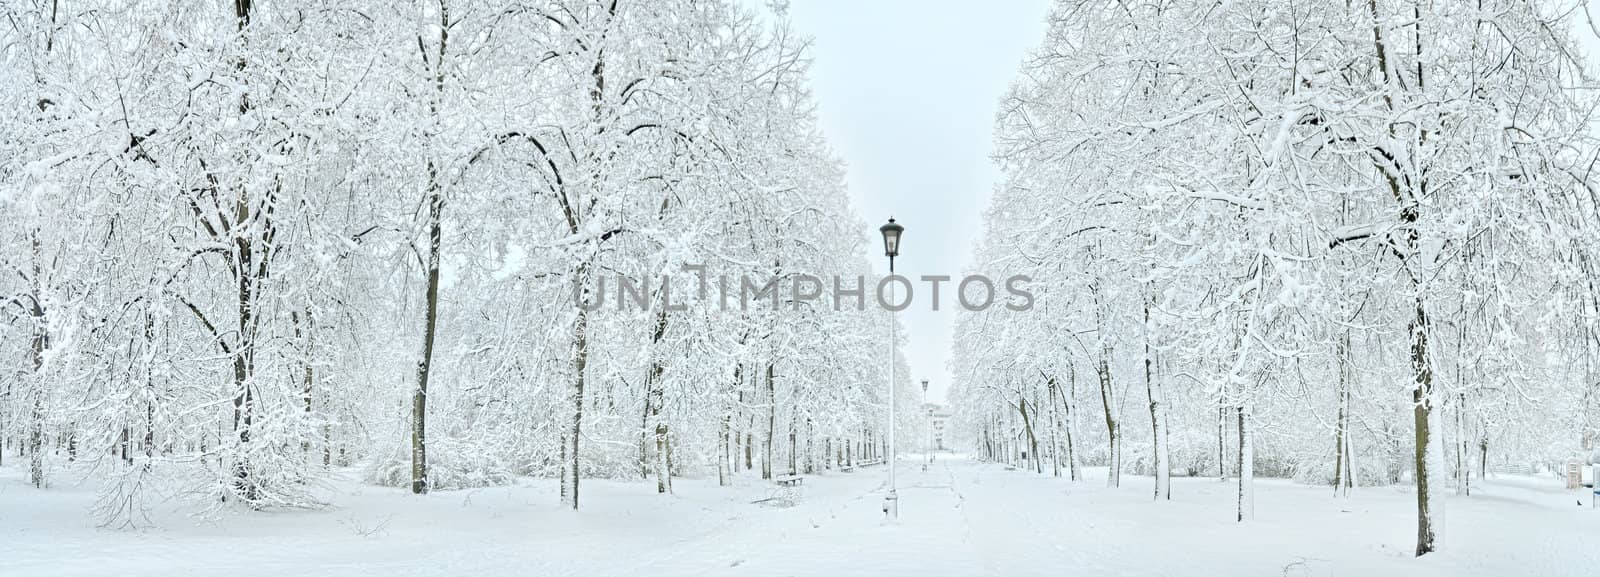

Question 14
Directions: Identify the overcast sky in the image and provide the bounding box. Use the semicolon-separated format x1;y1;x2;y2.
779;0;1052;403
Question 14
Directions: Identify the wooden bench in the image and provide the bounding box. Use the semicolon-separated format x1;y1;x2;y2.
775;474;803;487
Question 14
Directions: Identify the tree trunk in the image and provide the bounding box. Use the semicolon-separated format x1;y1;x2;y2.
1091;282;1120;488
1018;395;1040;474
1454;392;1467;496
1217;405;1228;480
1097;356;1119;488
1333;329;1352;496
1061;369;1079;480
643;307;671;491
1144;296;1168;499
120;427;131;464
1366;0;1437;555
1047;378;1063;478
28;391;44;489
1237;404;1254;522
719;405;732;486
29;257;46;488
804;421;815;474
1410;301;1438;556
411;173;443;496
1478;438;1488;480
788;419;799;476
655;423;670;494
410;0;452;498
763;363;775;480
227;0;264;507
637;401;651;478
733;391;744;472
561;265;591;510
663;426;675;492
1453;306;1469;497
294;310;315;457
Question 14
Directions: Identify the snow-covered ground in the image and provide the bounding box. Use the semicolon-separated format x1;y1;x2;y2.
3;457;1597;577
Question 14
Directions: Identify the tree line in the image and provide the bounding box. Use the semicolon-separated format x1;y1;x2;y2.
950;0;1600;557
0;0;925;527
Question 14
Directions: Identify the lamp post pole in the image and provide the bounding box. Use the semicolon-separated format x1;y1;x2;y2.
888;256;897;516
922;379;931;471
921;380;934;469
880;218;904;520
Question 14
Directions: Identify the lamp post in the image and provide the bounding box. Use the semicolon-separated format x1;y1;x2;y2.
879;217;903;520
921;379;930;472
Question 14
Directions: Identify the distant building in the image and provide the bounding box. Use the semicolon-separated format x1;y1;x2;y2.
924;403;952;450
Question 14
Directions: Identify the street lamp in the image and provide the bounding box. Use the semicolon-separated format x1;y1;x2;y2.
880;218;903;262
879;217;903;520
921;379;930;472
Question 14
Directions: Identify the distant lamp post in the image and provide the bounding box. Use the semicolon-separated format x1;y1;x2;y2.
879;217;903;520
921;379;931;472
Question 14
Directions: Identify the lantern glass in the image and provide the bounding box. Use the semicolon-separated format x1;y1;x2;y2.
879;218;904;258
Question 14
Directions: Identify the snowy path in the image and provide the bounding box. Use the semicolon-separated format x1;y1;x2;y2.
4;458;1599;576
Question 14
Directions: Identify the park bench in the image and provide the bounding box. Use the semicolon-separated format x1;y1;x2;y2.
837;457;885;471
1589;477;1599;508
751;474;805;508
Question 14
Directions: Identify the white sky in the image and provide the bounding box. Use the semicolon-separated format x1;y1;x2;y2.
779;0;1052;404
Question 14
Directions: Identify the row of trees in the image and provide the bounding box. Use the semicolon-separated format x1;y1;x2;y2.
0;0;923;527
950;0;1600;557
